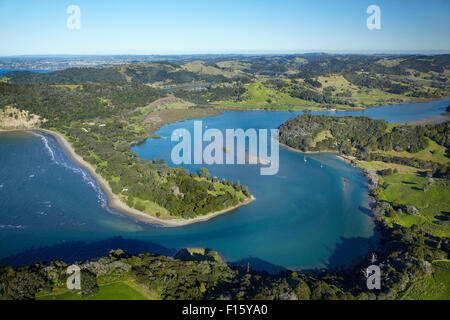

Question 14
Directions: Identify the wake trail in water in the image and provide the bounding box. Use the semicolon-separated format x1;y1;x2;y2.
29;131;55;161
0;224;25;230
29;131;114;212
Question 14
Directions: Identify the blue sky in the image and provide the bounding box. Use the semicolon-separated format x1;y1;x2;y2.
0;0;449;55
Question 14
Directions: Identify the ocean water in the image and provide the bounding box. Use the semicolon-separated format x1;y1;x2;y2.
0;69;54;75
0;98;448;271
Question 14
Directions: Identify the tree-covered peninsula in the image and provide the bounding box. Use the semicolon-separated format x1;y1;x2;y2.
0;82;250;221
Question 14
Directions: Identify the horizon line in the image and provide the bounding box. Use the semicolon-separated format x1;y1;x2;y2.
1;50;450;58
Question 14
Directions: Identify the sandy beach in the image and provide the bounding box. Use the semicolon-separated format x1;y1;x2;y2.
0;128;255;227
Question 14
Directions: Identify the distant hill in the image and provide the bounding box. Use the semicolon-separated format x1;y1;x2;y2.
2;54;449;110
5;67;127;84
5;62;228;85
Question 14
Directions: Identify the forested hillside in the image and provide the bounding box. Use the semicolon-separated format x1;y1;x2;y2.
2;54;449;110
279;115;449;173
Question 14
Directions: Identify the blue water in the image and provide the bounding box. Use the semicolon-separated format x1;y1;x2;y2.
0;69;54;75
311;98;450;123
0;98;448;271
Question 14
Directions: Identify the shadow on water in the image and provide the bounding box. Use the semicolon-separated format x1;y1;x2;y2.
0;237;288;274
229;257;288;274
301;206;380;272
0;236;177;266
324;232;381;272
358;205;375;218
0;232;380;275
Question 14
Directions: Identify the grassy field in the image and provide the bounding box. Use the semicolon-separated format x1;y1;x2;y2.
142;107;222;137
355;123;450;238
51;84;83;90
400;260;450;300
215;60;251;72
161;101;195;110
311;130;333;148
359;160;450;237
216;82;325;110
127;196;170;218
216;75;419;110
357;144;449;300
182;60;239;77
378;138;450;164
379;174;449;237
317;74;412;107
37;280;158;300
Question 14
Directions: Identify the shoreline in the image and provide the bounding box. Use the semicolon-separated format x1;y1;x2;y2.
278;140;370;169
0;127;255;227
278;141;343;157
278;143;378;208
213;96;450;113
407;113;450;126
278;142;358;177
